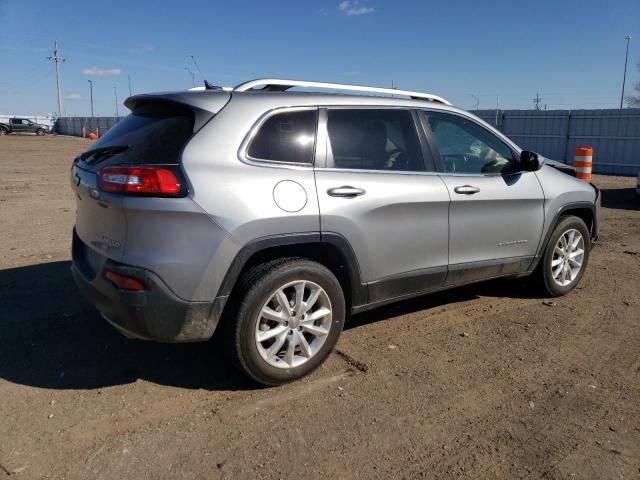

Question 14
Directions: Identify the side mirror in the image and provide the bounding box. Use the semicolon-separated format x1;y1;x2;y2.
519;151;544;171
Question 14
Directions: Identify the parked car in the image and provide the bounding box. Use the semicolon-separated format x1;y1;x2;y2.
0;118;49;135
70;79;600;385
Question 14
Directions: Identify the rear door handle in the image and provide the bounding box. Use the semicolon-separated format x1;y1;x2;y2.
327;186;366;198
454;185;480;195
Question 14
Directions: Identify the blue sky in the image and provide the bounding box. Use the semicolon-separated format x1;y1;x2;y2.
1;0;639;116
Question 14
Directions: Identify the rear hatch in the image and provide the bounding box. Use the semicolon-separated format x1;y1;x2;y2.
71;92;228;263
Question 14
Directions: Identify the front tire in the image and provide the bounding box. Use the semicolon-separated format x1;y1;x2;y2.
229;258;345;386
0;128;7;136
36;128;46;136
539;215;590;297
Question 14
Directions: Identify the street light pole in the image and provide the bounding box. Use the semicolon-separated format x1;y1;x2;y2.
620;35;632;111
128;75;132;97
114;86;119;117
88;80;94;118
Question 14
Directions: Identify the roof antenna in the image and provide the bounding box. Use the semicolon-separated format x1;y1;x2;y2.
204;80;221;90
191;54;220;90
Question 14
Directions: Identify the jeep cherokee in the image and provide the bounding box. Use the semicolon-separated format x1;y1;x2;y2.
70;79;599;385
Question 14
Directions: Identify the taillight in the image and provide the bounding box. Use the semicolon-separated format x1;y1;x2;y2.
98;166;181;195
105;270;146;292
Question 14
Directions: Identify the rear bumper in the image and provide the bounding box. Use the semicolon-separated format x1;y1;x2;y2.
71;230;226;342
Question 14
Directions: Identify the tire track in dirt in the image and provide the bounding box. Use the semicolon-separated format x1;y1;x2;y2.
63;367;361;451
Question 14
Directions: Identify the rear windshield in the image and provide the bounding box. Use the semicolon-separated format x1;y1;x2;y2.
81;103;195;166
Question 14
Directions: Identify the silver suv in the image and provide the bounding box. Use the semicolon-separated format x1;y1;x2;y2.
71;79;599;385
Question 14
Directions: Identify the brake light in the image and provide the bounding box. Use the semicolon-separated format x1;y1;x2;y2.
105;270;146;292
98;166;181;195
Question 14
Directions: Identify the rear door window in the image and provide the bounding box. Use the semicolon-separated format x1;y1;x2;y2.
79;103;195;168
326;109;426;172
247;109;317;164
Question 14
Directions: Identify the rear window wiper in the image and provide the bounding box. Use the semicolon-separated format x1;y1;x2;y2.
80;145;130;164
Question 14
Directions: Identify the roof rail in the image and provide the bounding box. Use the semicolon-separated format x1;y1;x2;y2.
233;78;452;105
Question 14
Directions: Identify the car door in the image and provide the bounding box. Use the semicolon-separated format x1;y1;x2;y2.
10;119;25;133
24;120;36;133
314;107;450;304
419;110;545;286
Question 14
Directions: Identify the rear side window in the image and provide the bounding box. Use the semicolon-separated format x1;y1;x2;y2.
247;110;317;164
85;103;194;166
327;109;425;172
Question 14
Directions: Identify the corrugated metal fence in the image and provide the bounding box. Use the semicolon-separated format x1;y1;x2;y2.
55;109;640;176
475;109;640;176
55;117;123;137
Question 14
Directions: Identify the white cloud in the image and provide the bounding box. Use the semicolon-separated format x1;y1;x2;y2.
338;0;374;15
64;93;82;100
82;66;122;77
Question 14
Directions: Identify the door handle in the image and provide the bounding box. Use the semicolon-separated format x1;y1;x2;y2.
454;185;481;195
327;186;366;198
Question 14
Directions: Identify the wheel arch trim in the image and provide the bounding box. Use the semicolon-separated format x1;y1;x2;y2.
528;201;598;273
216;232;367;308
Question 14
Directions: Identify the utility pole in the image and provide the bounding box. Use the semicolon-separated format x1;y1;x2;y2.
620;35;632;111
533;93;542;110
184;67;195;87
88;80;94;118
114;86;119;117
128;74;132;97
495;95;500;127
47;40;65;117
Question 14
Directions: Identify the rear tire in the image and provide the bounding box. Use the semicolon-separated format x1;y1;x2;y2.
538;215;590;297
229;258;345;386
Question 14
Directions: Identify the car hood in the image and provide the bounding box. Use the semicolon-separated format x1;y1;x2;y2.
543;157;575;175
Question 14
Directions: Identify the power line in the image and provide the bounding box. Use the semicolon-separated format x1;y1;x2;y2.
47;40;65;117
190;55;204;82
18;64;55;90
184;67;195;87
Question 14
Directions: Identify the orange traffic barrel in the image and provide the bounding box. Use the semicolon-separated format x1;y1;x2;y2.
573;146;593;181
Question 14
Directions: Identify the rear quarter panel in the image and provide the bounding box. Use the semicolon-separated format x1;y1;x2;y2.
179;97;321;302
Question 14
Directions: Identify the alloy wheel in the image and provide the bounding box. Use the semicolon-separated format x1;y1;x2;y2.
255;280;332;368
551;228;585;287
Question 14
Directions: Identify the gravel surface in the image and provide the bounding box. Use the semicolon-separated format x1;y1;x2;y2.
1;135;639;479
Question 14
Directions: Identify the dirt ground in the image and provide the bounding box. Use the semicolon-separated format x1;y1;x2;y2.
0;135;638;479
